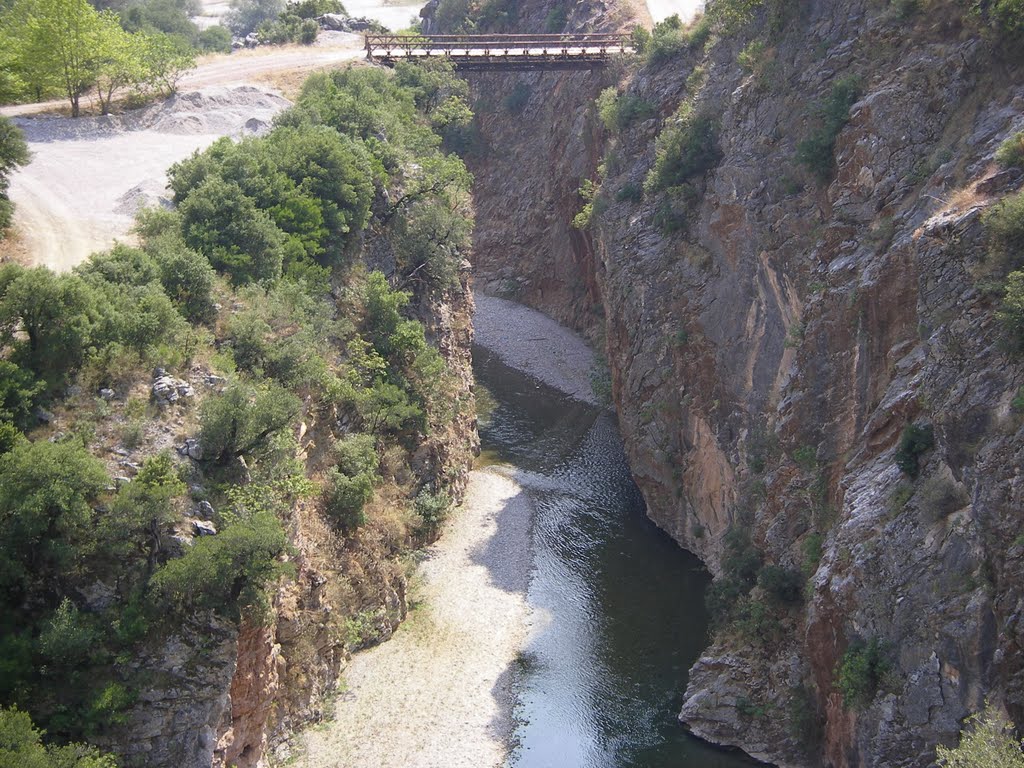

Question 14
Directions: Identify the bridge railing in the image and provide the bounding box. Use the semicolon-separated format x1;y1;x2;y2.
365;32;632;56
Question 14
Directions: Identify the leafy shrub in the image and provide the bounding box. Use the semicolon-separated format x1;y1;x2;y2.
392;197;470;288
0;117;30;234
651;183;699;234
334;433;379;477
990;0;1024;40
1000;271;1024;353
734;597;782;644
323;468;373;532
198;24;232;52
644;14;711;64
889;482;915;513
544;3;567;32
836;637;888;709
737;39;766;72
146;234;217;323
597;87;655;132
151;511;289;619
503;82;530;114
616;182;643;202
936;704;1024;768
706;576;746;625
645;103;721;195
800;532;823;579
179;177;285;285
723;528;763;586
199;382;302;465
796;75;862;181
0;361;41;429
0;440;109;595
792;444;817;471
0;707;117;767
758;564;803;604
414;486;451;532
984;191;1024;275
997;131;1024;168
894;423;934;478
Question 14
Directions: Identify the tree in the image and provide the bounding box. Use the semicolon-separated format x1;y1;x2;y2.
93;13;143;115
0;707;117;768
226;0;283;36
0;440;109;600
937;705;1024;768
19;0;110;117
179;177;285;284
138;31;195;95
198;381;301;465
0;267;95;384
0;117;30;234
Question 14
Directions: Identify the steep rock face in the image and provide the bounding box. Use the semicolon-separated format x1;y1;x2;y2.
462;0;1024;764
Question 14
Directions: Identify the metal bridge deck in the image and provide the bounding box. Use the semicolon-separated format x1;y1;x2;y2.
364;33;633;70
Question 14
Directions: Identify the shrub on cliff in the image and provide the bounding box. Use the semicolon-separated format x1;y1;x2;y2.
597;88;654;132
0;707;117;767
644;103;722;195
984;191;1024;275
796;75;862;182
996;131;1024;169
936;704;1024;767
894;423;934;478
1000;271;1024;353
198;381;302;465
758;564;803;604
836;637;888;710
322;467;373;532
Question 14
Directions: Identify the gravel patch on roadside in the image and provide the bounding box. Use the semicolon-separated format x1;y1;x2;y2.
473;293;598;405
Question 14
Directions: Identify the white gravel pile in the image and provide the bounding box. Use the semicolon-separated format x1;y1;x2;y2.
9;85;291;271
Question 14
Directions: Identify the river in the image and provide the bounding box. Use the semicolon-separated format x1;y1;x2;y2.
476;349;758;768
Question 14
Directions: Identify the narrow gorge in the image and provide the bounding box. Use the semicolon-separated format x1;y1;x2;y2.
1;0;1023;764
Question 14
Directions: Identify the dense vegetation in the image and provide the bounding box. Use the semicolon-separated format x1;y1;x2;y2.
0;117;29;234
0;0;197;115
0;59;473;761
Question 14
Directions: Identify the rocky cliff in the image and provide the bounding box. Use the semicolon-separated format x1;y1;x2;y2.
458;0;1024;764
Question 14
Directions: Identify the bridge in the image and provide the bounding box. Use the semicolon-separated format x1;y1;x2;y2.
364;33;633;71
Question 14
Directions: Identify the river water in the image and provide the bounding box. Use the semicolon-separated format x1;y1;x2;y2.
475;349;759;768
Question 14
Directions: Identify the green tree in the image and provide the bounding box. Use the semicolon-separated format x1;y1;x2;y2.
198;381;301;465
937;705;1024;768
0;440;109;599
1000;270;1024;352
150;511;289;618
0;707;117;768
18;0;111;117
0;117;30;234
93;13;143;114
0;361;41;429
0;267;95;384
179;176;285;284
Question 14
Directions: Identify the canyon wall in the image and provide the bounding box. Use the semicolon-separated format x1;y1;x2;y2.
460;0;1024;764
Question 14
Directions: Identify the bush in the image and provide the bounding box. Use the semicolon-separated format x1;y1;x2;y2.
996;131;1024;168
644;103;721;195
502;82;530;114
0;707;117;768
800;532;823;579
984;191;1024;275
796;75;862;181
198;24;232;52
722;528;763;586
894;423;934;478
836;637;888;709
990;0;1024;40
597;87;655;132
616;182;643;202
334;433;378;477
643;14;710;64
0;361;42;429
151;511;289;619
0;117;30;234
179;177;285;284
758;564;803;604
323;468;373;532
199;382;302;465
706;576;745;625
414;486;451;532
936;704;1024;768
146;235;217;323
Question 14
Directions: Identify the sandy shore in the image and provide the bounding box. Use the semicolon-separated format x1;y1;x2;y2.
293;297;596;767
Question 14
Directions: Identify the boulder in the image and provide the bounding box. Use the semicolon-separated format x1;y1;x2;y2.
152;373;195;407
193;520;218;537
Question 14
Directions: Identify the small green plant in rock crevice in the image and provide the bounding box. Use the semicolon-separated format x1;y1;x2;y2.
836;637;889;710
796;75;862;182
894;423;934;478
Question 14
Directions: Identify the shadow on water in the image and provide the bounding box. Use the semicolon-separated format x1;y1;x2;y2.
473;347;763;768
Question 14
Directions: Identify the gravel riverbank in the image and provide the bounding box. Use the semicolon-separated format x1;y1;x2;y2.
293;297;597;767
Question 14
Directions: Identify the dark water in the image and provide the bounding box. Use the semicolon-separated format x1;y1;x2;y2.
474;348;760;768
